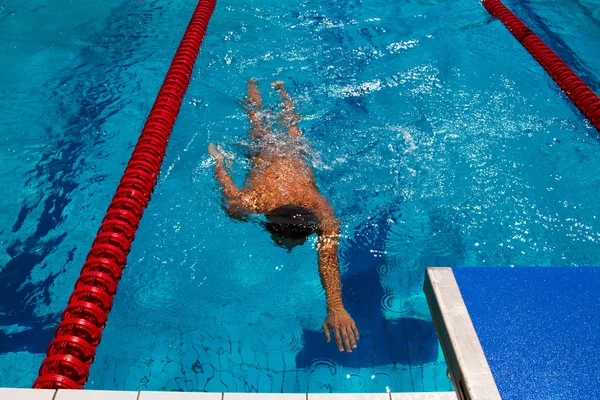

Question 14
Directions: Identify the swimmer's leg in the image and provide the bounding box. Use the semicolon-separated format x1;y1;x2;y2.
244;79;267;139
272;81;302;137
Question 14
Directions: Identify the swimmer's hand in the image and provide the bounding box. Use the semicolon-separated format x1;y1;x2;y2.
208;143;224;164
209;144;234;168
323;309;359;352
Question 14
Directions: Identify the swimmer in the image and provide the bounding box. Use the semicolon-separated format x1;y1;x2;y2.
208;79;359;352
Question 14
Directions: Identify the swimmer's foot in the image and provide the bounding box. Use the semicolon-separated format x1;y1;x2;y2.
271;80;285;91
245;78;262;109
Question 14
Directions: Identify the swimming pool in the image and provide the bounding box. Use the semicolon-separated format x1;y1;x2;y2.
1;0;599;393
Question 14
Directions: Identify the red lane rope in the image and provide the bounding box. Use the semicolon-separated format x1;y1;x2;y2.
33;0;217;389
483;0;600;131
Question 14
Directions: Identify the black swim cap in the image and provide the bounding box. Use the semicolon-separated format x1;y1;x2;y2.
264;205;317;249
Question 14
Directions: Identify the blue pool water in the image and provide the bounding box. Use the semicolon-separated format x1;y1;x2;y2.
1;0;599;393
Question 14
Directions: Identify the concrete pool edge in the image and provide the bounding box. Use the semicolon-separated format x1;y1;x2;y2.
423;268;501;400
0;388;457;399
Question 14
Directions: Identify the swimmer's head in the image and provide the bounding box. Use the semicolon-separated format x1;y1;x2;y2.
264;205;318;251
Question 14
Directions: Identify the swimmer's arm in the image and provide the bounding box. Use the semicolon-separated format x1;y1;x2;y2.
213;161;239;200
209;144;249;219
316;223;344;312
314;201;359;352
214;163;252;219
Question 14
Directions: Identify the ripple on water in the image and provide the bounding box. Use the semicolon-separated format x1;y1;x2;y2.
376;262;393;278
246;314;303;354
426;230;463;259
305;358;342;386
368;369;399;393
381;293;414;318
125;267;178;313
341;372;368;392
384;258;422;276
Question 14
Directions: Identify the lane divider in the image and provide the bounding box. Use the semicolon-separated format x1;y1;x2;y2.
483;0;600;132
33;0;217;389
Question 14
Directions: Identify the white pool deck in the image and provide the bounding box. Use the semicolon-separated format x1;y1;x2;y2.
0;389;457;400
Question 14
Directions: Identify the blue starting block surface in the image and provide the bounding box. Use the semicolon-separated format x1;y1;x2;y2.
452;267;600;400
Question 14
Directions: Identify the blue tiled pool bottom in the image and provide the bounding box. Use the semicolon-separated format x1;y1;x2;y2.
453;267;600;400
